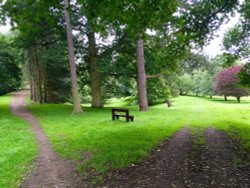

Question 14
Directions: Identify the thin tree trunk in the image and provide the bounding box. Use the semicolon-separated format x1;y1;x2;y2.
237;97;240;103
64;0;82;113
87;30;103;108
224;95;227;101
136;37;148;111
33;46;43;103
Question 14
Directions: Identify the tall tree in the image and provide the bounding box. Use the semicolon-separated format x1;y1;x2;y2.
64;0;82;113
99;0;238;111
1;0;72;104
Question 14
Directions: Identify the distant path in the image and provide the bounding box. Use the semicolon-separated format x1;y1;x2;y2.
10;90;85;188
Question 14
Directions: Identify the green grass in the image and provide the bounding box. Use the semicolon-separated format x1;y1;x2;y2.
28;95;250;174
0;95;37;188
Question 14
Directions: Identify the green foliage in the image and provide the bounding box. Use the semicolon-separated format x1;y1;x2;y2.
178;73;194;95
0;95;37;188
238;63;250;89
180;53;209;74
39;42;72;103
192;70;205;96
200;71;214;96
181;0;238;46
0;35;22;95
175;53;224;97
222;1;250;61
147;78;170;105
1;0;240;107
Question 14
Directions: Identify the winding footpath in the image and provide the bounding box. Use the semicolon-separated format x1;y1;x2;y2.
10;90;85;188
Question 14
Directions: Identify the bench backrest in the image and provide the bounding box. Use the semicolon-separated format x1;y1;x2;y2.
112;108;129;116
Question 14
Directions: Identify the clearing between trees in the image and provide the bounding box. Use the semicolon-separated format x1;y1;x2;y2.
1;92;250;187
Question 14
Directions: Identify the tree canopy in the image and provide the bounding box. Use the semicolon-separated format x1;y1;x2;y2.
213;65;249;102
0;34;21;95
0;0;246;110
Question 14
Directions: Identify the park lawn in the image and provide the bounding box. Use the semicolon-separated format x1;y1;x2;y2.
28;96;250;174
0;95;37;188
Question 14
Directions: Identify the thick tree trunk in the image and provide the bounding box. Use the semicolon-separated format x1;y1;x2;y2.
87;30;103;108
224;95;227;101
210;95;212;98
136;38;148;111
64;0;82;113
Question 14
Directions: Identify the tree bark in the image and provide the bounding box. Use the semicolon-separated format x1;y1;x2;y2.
136;37;148;111
64;0;82;113
237;96;240;103
87;30;103;108
224;95;227;101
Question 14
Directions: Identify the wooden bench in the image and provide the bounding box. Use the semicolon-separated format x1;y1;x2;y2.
112;108;134;122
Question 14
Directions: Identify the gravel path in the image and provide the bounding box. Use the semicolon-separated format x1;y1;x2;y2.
10;90;85;188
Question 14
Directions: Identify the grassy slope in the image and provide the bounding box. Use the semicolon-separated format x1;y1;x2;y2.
28;95;250;174
0;95;37;188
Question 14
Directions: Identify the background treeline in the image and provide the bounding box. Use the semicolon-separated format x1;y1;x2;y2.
0;0;249;109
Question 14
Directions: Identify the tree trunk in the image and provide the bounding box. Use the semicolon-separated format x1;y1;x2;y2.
224;95;227;101
237;96;240;103
136;37;148;111
28;46;41;103
33;46;43;104
64;0;82;113
210;95;212;98
87;30;103;108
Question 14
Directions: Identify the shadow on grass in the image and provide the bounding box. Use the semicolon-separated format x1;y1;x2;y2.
183;95;250;105
204;97;250;105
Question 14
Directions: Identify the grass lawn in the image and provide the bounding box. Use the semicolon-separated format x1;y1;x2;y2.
28;95;250;174
0;95;37;188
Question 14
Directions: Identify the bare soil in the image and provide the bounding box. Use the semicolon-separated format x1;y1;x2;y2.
10;90;86;188
101;127;250;188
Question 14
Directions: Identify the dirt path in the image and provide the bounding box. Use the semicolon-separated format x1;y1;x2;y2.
10;90;85;188
101;127;250;188
186;127;250;188
101;128;193;188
